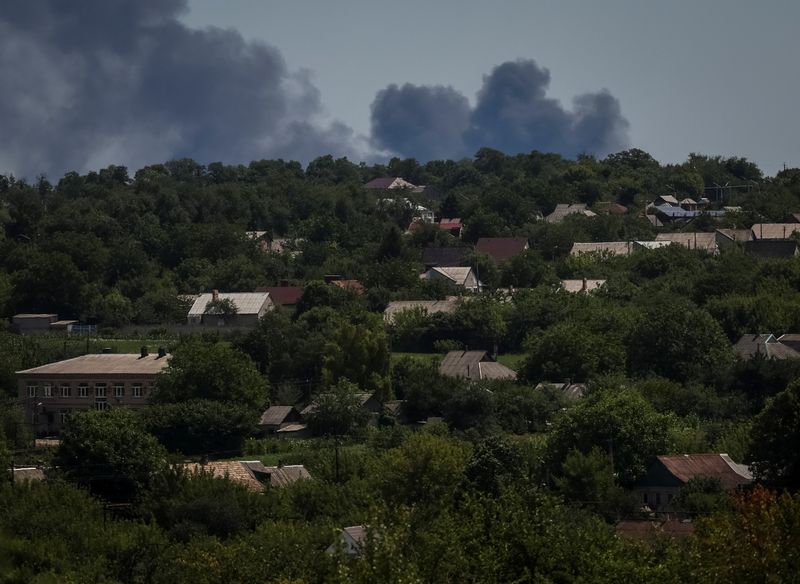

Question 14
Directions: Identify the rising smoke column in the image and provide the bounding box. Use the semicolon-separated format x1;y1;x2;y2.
0;0;361;178
371;59;629;161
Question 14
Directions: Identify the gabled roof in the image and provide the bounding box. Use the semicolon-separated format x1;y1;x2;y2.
183;461;267;492
655;454;752;489
383;299;459;323
255;286;304;306
330;280;365;295
439;218;462;229
17;353;169;376
301;392;376;416
364;177;417;190
569;241;632;256
188;293;271;316
422;246;472;267
545;203;597;223
261;464;311;487
715;229;753;243
654;195;680;205
655;232;717;252
258;405;299;427
751;223;800;240
560;279;606;293
422;267;476;288
439;350;516;381
475;237;529;263
733;334;800;360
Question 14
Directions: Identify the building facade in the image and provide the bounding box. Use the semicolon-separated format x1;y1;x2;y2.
16;351;169;436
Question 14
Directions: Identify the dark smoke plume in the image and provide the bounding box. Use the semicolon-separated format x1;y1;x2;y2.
0;0;361;178
371;59;629;160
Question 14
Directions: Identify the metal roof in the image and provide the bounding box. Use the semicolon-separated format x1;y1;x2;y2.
751;223;800;240
439;351;516;380
570;241;632;256
188;292;271;316
656;454;752;489
475;237;529;263
383;299;459;323
655;232;717;252
261;464;312;487
258;405;299;426
16;353;169;376
545;203;596;223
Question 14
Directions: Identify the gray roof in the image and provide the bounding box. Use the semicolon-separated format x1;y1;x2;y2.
17;353;169;376
258;405;298;427
655;232;717;252
560;279;606;293
260;464;312;487
545;203;597;223
751;223;800;240
422;246;472;267
733;334;800;360
570;241;632;256
383;299;459;323
439;351;516;381
188;292;271;316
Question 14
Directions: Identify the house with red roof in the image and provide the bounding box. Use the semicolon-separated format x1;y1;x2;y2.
634;453;752;511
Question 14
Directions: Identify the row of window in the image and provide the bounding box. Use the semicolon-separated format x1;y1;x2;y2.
642;492;674;506
26;383;146;399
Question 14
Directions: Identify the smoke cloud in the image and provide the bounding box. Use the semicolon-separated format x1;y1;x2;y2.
371;59;629;161
0;0;362;179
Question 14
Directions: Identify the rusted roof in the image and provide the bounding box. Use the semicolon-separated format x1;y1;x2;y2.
183;460;266;492
656;454;752;489
655;232;717;252
255;286;304;306
475;237;529;263
17;353;169;376
616;520;695;541
330;280;365;295
258;405;299;427
751;223;800;240
439;350;516;381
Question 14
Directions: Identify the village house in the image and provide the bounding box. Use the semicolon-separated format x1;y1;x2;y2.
751;223;800;240
12;314;79;335
258;405;303;434
655;232;718;253
634;453;752;512
16;350;169;435
744;239;799;258
422;246;472;269
301;393;384;419
438;218;464;237
254;284;304;309
419;266;480;291
715;228;753;250
183;460;311;491
383;298;460;323
187;290;272;327
475;237;529;264
544;203;597;223
733;333;800;360
439;350;516;381
559;279;606;294
326;525;368;556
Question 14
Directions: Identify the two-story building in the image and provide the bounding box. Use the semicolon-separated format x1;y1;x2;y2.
16;349;169;435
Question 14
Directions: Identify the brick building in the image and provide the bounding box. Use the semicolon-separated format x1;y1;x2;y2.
16;350;169;435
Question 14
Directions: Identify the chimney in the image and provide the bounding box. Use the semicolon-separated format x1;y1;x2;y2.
157;347;167;359
212;289;219;302
140;346;148;358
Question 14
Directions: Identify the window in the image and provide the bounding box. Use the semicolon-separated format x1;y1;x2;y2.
78;384;89;398
59;410;70;424
113;383;124;398
95;384;106;398
94;402;109;411
27;384;37;398
60;384;71;397
132;384;143;398
43;383;53;397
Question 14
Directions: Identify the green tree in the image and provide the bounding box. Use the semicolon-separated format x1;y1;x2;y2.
152;340;268;411
748;380;800;489
305;379;371;437
55;408;167;500
544;388;671;485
